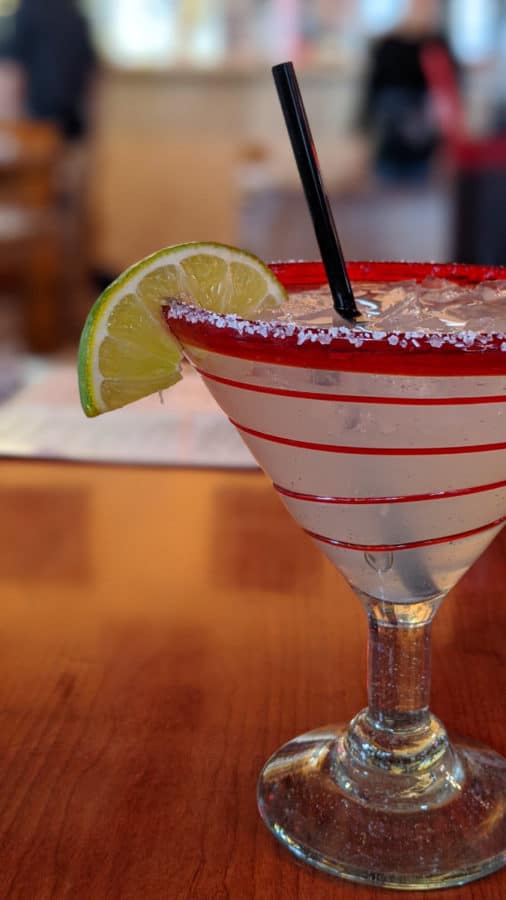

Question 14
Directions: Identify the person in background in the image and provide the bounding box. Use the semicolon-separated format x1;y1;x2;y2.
0;0;98;328
1;0;96;142
358;0;458;184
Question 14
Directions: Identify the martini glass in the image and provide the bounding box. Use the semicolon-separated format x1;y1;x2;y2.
166;260;506;890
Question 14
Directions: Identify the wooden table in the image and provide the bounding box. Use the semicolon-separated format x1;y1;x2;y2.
0;460;504;899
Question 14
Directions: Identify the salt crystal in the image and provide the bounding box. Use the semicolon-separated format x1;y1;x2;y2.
167;292;505;354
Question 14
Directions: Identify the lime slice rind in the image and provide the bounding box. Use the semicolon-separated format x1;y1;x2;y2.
78;242;287;417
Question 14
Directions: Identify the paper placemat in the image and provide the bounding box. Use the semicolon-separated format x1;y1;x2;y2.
0;362;256;468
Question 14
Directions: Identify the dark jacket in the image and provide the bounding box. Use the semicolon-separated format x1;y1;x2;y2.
359;32;458;175
3;0;96;139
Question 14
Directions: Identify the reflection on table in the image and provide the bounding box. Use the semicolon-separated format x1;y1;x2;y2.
0;460;504;898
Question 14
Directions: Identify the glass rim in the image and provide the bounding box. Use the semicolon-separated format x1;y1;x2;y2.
269;258;506;288
165;259;506;376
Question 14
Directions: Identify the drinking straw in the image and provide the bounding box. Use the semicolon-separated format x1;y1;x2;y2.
272;61;359;321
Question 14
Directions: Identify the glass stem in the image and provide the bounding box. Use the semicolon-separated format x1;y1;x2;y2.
368;598;434;731
346;595;449;773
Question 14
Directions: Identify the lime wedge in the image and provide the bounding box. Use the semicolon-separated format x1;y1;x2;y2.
78;242;287;417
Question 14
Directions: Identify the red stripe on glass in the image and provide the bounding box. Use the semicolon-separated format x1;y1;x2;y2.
198;367;506;406
274;480;506;505
306;517;506;552
231;420;506;456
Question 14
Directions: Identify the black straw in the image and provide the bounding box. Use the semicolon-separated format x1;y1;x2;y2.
272;61;358;321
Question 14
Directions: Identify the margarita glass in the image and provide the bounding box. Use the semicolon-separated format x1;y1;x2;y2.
166;260;506;890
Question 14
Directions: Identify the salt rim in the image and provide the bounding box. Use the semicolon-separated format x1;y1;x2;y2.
167;300;506;353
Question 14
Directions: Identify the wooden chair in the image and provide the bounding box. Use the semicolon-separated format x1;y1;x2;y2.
0;119;63;352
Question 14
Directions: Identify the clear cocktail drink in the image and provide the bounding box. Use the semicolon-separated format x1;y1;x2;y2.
166;260;506;890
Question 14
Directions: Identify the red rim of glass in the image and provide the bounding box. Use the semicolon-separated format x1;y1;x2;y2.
269;259;506;289
165;260;506;377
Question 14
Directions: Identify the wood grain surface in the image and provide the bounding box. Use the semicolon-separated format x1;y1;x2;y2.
0;461;504;900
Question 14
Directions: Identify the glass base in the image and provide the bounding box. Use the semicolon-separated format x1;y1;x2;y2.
257;724;506;890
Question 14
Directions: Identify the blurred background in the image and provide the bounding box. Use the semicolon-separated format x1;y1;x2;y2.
1;0;506;390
